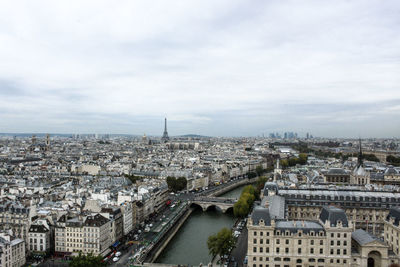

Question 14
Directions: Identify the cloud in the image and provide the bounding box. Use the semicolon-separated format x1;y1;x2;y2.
0;0;399;137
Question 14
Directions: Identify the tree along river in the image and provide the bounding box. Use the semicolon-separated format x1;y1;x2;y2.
155;185;246;266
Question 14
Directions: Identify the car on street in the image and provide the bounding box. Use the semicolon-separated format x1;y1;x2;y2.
112;257;119;262
115;251;121;257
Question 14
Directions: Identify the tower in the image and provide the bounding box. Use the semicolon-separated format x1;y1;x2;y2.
31;135;36;145
46;134;50;147
274;159;282;181
161;118;169;142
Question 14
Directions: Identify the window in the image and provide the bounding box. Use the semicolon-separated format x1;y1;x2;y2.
298;248;301;254
311;240;314;245
337;249;340;255
277;239;280;244
320;248;323;254
276;247;280;253
253;247;256;252
286;239;289;244
260;248;263;253
330;249;333;255
260;239;263;244
337;241;340;246
254;239;257;244
320;240;323;245
331;233;334;238
331;240;334;246
298;240;301;245
311;248;314;254
343;249;347;255
261;232;263;236
285;248;289;253
254;231;257;236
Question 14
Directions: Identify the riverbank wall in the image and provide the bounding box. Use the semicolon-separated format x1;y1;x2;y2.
210;177;258;197
144;207;194;263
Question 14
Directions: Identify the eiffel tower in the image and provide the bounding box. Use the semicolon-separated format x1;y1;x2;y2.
161;118;169;142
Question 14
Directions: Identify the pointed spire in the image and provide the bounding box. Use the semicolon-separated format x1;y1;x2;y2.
357;138;363;167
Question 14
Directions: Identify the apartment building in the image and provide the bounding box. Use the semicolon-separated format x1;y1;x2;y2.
0;233;25;267
28;223;50;254
384;207;400;263
279;188;400;235
55;214;112;256
247;206;353;267
0;201;32;245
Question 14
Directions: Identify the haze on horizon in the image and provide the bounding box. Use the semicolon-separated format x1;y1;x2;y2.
0;0;399;138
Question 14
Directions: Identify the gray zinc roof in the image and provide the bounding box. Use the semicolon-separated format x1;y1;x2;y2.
251;206;271;226
386;207;400;226
319;206;348;227
275;220;324;234
352;229;379;246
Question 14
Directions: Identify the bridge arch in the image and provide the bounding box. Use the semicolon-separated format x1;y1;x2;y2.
225;206;234;214
190;202;204;211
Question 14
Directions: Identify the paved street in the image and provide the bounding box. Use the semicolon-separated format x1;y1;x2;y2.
229;225;248;267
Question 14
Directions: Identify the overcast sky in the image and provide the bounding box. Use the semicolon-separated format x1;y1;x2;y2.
0;0;399;137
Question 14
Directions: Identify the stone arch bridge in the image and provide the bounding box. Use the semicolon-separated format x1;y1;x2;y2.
191;197;237;213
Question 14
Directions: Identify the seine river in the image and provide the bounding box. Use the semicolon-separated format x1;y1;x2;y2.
155;185;245;265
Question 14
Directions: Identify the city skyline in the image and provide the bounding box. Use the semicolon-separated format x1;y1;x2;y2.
1;0;400;137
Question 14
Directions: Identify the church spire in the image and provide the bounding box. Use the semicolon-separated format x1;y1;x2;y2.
357;138;363;167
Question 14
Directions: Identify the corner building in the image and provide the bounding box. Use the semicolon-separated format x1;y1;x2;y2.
247;206;352;267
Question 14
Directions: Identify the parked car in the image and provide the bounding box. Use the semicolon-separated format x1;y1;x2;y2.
112;257;119;262
115;251;121;257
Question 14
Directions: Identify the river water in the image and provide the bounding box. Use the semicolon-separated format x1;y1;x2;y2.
155;185;246;265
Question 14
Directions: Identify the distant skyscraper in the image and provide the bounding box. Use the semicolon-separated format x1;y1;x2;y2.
162;118;169;142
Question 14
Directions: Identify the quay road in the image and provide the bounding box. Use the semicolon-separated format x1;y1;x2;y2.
111;202;188;267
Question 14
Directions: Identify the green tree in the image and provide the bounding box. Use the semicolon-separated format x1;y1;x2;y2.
166;176;187;192
256;176;268;193
280;159;289;168
298;153;308;164
255;165;264;176
233;198;249;217
387;155;400;166
242;192;255;207
124;174;142;184
207;227;236;258
69;252;106;267
246;171;257;178
166;176;177;191
176;177;188;191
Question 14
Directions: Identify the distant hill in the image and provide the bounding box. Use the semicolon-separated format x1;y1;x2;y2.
178;134;210;138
